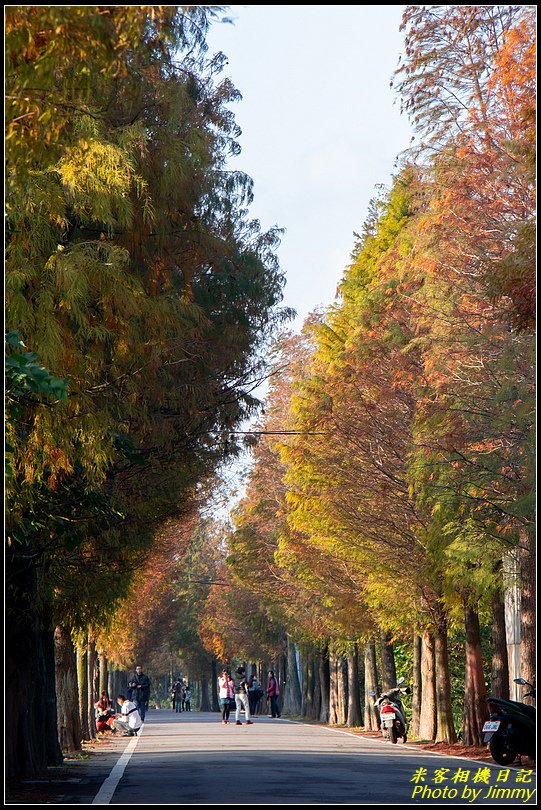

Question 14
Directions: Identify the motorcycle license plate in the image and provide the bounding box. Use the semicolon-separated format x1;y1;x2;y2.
482;721;500;732
383;715;396;726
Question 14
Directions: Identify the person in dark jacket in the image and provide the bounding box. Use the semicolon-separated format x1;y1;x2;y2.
171;680;183;712
248;674;263;716
234;666;253;726
267;670;281;718
128;665;151;721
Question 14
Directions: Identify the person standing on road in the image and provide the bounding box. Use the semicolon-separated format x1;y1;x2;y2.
171;679;183;713
128;665;151;721
234;666;253;726
267;670;281;718
218;670;235;724
248;674;263;716
184;686;192;711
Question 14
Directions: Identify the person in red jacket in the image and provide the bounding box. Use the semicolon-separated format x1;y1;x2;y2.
94;691;115;733
267;670;281;718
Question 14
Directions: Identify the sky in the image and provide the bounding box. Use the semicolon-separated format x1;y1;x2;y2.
205;5;415;329
204;6;416;510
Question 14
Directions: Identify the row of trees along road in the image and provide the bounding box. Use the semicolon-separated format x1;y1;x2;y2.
5;4;534;777
57;4;534;749
5;7;291;779
183;5;535;746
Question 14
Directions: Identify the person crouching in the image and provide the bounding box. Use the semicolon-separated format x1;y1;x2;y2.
114;694;142;736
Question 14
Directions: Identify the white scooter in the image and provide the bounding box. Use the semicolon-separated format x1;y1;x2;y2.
370;677;410;744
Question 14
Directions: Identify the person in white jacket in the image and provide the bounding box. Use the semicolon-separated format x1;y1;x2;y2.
218;671;235;724
114;694;142;736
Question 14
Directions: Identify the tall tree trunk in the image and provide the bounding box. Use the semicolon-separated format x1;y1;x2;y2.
462;600;488;746
87;637;97;738
491;588;509;700
301;651;317;719
329;649;339;725
276;656;284;701
300;651;309;717
54;625;82;753
419;628;436;740
98;652;108;697
5;547;51;779
42;617;63;767
259;661;269;697
312;653;322;720
112;669;122;703
434;612;457;743
211;659;220;712
300;650;317;719
200;678;210;711
519;529;536;704
108;668;115;703
380;632;397;690
363;639;379;731
284;635;302;715
77;639;90;741
410;634;422;738
338;655;348;724
358;643;366;719
319;646;330;722
347;645;362;727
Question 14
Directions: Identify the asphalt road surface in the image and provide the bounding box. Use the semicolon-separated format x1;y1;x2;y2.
90;711;536;805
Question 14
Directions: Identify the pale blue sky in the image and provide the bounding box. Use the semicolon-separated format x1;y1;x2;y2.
205;6;415;508
205;5;414;328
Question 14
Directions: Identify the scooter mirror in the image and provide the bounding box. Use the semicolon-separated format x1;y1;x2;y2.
514;677;527;685
369;691;376;697
397;677;405;686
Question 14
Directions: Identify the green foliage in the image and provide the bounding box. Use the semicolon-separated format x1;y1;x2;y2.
6;7;290;652
447;624;493;739
5;331;69;411
5;331;69;477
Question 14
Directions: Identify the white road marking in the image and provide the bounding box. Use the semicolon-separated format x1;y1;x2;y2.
91;726;144;804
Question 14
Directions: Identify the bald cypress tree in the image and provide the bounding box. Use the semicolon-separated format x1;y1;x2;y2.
6;6;290;778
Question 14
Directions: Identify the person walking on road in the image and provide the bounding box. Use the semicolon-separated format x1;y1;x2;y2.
128;665;151;721
218;670;235;724
184;686;192;711
267;670;281;718
234;666;253;726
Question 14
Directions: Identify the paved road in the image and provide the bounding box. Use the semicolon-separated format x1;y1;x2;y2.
91;711;535;805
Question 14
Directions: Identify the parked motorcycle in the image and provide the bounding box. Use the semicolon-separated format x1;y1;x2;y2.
370;677;410;744
483;677;536;765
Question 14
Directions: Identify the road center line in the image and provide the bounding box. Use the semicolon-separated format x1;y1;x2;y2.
92;726;144;805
